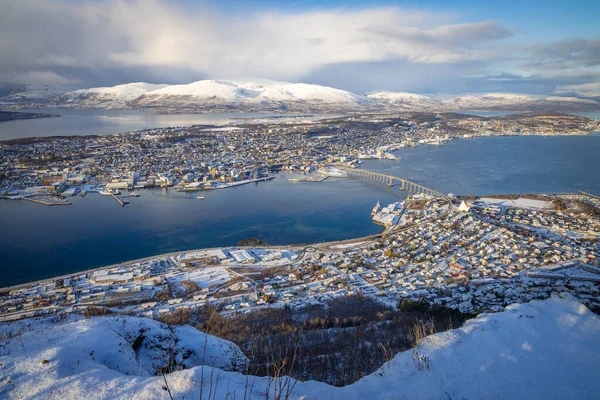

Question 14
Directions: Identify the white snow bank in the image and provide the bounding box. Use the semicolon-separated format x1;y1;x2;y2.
480;197;554;209
2;294;600;399
0;315;248;398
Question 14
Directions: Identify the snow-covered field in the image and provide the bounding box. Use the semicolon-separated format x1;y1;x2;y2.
480;197;554;210
1;294;599;399
167;267;232;290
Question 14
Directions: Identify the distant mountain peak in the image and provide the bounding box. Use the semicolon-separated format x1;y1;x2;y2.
1;79;598;113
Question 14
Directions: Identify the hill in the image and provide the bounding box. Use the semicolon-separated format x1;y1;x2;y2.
1;294;599;399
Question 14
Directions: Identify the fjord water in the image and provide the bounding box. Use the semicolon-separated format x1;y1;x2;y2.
0;108;325;139
362;134;600;196
0;174;399;287
1;134;600;287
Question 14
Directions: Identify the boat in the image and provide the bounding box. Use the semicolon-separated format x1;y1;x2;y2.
197;195;205;200
371;201;381;217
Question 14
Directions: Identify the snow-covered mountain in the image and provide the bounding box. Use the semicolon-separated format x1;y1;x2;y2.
0;84;63;102
2;294;600;399
60;82;169;108
129;78;371;111
367;91;443;110
3;79;598;112
440;93;599;111
367;91;600;112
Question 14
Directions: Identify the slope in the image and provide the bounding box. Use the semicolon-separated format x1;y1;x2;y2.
1;294;599;399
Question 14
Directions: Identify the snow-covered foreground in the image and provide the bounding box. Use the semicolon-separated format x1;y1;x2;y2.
2;294;600;399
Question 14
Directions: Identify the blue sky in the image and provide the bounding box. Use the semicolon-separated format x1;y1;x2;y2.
214;0;600;39
0;0;598;96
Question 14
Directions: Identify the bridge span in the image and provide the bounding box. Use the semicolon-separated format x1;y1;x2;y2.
337;166;445;198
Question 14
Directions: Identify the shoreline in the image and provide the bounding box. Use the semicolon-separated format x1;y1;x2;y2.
0;235;380;293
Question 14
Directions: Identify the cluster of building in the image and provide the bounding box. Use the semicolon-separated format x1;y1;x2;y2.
444;113;600;136
0;248;299;320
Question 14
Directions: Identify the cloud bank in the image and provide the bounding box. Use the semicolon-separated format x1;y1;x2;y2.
0;0;598;95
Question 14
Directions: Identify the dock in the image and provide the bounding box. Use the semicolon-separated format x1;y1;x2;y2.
110;192;127;207
23;197;71;206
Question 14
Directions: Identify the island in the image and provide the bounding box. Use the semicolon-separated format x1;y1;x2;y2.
0;110;59;123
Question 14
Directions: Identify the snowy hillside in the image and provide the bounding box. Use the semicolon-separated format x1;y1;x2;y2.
442;93;538;110
0;85;63;102
367;91;442;110
2;294;600;399
60;82;168;108
368;91;600;112
130;78;370;111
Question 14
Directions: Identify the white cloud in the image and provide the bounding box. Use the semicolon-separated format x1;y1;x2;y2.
1;0;596;96
559;81;600;96
0;0;513;84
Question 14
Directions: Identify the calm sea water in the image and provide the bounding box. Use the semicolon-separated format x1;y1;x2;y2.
363;134;600;196
0;108;330;140
0;174;402;286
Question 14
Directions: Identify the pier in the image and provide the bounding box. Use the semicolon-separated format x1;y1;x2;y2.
22;197;71;206
110;192;127;207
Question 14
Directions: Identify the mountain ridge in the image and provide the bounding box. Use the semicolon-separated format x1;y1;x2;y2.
1;78;598;113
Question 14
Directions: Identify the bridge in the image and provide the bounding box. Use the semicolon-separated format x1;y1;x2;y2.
337;166;445;197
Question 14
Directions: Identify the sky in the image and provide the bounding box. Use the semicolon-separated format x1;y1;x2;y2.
0;0;599;96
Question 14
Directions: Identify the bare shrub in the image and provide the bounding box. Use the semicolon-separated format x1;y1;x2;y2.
84;306;112;318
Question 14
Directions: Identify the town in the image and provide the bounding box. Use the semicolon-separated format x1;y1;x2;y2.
1;111;598;202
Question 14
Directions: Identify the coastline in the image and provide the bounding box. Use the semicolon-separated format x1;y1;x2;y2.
0;236;381;293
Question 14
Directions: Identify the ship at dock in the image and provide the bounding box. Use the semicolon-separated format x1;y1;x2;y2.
318;167;348;178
